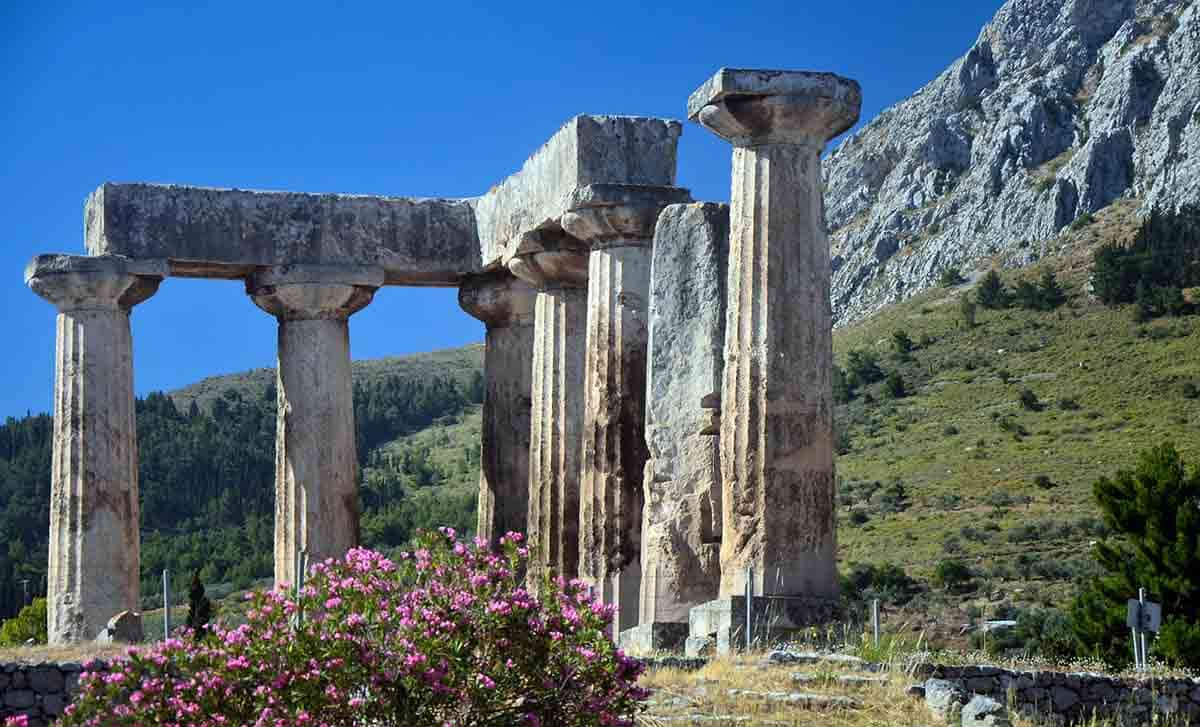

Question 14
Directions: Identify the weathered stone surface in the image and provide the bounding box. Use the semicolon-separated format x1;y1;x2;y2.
248;265;382;587
474;116;683;265
618;622;690;653
508;232;589;583
25;255;166;644
566;184;690;634
86;184;480;284
93;610;142;645
27;668;63;695
691;69;860;599
458;271;537;545
641;202;728;628
925;678;968;721
962;694;1011;726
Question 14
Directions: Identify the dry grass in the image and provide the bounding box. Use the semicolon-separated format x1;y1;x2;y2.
635;651;1193;726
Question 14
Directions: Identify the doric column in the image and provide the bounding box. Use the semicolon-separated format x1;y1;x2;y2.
689;69;861;599
25;254;167;643
247;265;383;588
562;184;690;634
505;231;589;585
458;270;537;545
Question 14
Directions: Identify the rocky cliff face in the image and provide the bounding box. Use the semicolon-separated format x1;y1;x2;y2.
824;0;1200;324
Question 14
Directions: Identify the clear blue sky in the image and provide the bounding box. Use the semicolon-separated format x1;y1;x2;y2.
0;0;1000;420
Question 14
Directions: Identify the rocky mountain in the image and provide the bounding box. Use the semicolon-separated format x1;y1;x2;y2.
823;0;1200;324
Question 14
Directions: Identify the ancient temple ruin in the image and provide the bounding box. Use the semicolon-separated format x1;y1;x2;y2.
25;68;860;648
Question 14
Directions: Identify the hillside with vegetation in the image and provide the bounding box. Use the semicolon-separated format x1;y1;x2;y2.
0;346;485;623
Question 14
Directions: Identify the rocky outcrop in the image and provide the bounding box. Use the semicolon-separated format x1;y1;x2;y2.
824;0;1200;324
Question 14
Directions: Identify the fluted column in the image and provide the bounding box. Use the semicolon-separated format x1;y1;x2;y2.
247;265;383;588
689;69;861;598
458;270;537;545
505;231;589;585
26;254;167;643
562;184;690;634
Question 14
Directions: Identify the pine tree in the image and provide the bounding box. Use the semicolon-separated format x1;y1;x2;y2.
1038;271;1067;310
1070;443;1200;668
186;570;213;639
977;270;1009;309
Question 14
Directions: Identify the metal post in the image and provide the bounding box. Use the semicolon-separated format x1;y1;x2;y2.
162;569;171;640
293;548;308;631
19;579;29;607
872;599;880;649
1138;587;1148;670
745;565;753;651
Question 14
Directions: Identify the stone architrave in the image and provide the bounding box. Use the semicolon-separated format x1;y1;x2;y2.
635;203;730;645
247;264;383;587
458;271;538;545
561;183;691;634
504;231;590;584
25;254;167;644
689;69;861;599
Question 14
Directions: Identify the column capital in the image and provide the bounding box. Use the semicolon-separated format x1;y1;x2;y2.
561;184;691;249
503;230;589;290
247;264;384;320
688;68;861;148
459;270;537;329
26;254;168;312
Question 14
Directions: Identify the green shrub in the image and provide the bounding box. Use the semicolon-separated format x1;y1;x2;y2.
845;349;885;390
960;294;977;327
885;371;907;399
1018;388;1042;411
0;598;46;646
1034;474;1057;489
934;560;974;591
840;563;921;606
942;424;960;436
891;330;914;358
939;267;967;287
1091;204;1200;309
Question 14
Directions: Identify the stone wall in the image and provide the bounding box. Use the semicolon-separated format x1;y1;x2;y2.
915;662;1200;724
0;661;106;726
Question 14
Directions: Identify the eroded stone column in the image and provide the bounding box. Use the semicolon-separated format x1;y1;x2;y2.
247;265;383;587
689;69;861;599
634;203;729;650
505;232;589;584
26;254;167;643
562;184;690;634
458;271;537;545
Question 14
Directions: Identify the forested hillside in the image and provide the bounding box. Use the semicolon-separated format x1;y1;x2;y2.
0;346;484;621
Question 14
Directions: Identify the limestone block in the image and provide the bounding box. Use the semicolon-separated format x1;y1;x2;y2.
94;610;143;644
689;69;860;599
86;184;480;284
474;116;683;265
458;271;537;545
961;695;1011;726
640;202;729;627
25;255;166;644
924;678;967;722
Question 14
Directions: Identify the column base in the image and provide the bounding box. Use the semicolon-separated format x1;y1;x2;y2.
686;596;843;656
618;621;689;654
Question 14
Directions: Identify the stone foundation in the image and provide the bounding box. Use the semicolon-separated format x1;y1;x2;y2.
0;661;107;727
685;595;842;656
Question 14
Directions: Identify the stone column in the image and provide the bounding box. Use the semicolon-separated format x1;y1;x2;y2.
689;69;861;599
626;203;729;653
247;265;383;587
458;270;537;545
505;231;589;584
562;184;690;634
25;254;167;643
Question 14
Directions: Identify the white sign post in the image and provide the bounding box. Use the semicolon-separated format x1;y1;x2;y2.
1126;588;1162;671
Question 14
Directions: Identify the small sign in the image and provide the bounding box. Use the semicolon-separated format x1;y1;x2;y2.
1127;599;1163;632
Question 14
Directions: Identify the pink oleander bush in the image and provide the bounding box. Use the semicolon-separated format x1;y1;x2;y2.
51;529;647;726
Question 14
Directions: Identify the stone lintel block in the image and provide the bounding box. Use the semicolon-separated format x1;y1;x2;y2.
561;184;693;246
85;183;480;285
474;116;683;263
25;254;168;310
688;68;862;147
618;622;690;654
